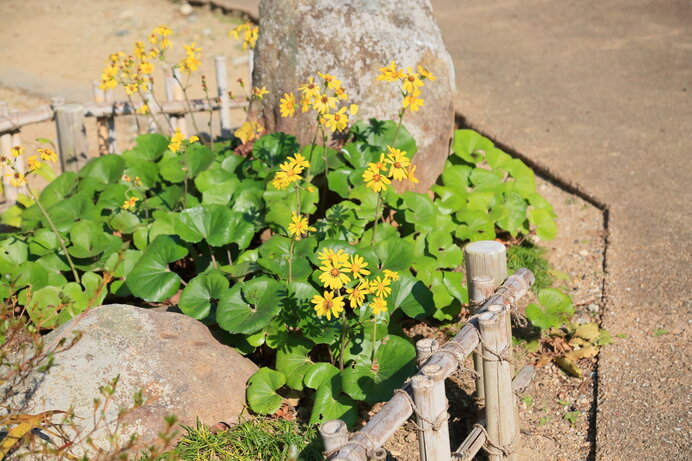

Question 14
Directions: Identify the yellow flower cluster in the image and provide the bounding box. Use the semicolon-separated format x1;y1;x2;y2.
168;129;199;153
229;22;259;50
179;42;202;74
311;247;399;320
1;146;59;187
122;196;139;210
362;145;418;193
280;72;359;133
271;153;310;190
377;61;435;113
234;121;264;144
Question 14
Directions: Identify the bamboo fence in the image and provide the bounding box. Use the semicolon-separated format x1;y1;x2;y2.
321;242;536;461
0;55;248;206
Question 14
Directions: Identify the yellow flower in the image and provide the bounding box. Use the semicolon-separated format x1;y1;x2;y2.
317;248;349;267
180;43;202;73
10;146;24;158
122;174;131;182
311;290;345;321
0;156;9;165
252;87;268;99
349;104;359;116
272;159;304;189
150;25;172;49
122;196;139;210
234;121;263;144
189;136;199;143
385;146;411;181
139;61;154;75
280;92;296;117
287;153;310;171
371;297;388;315
288;212;315;240
346;281;370;309
322;107;349;132
401;67;424;94
345;254;370;279
230;22;258;50
306;185;316;193
6;172;26;187
134;41;146;60
406;165;419;185
383;269;399;281
136;104;150;115
37;148;58;163
169;129;185;153
377;61;405;82
417;65;436;81
311;92;337;114
368;153;387;172
318;72;341;90
403;91;424;112
362;165;391;193
319;260;352;290
298;77;321;100
27;156;42;171
370;276;392;298
300;95;312;113
335;87;348;101
133;176;142;186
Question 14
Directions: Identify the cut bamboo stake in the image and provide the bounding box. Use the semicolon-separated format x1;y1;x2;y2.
165;70;177;131
0;102;16;203
469;274;494;401
453;365;535;461
465;241;509;401
104;89;116;154
55;103;89;172
480;306;518;461
214;55;231;137
319;419;349;455
91;81;110;155
416;338;439;368
412;364;451;461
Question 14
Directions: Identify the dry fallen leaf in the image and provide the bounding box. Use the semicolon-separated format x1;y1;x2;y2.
564;345;598;361
555;356;583;378
574;323;600;342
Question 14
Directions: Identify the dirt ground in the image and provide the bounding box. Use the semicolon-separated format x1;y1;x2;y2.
1;1;611;460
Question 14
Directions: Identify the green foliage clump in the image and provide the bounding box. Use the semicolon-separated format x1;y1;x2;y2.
507;242;553;291
170;418;322;461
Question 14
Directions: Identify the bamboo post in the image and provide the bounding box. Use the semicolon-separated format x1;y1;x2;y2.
248;48;254;86
55;103;89;172
91;81;110;155
465;241;508;401
479;306;518;461
412;364;451;461
172;68;187;136
0;102;20;203
214;55;231;138
416;338;439;368
142;90;158;134
320;419;349;456
165;70;177;131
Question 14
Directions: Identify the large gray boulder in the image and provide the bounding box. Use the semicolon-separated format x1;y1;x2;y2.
251;0;455;190
7;304;257;450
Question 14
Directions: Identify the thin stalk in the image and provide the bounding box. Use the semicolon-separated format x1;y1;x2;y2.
173;71;201;134
371;316;378;363
210;249;219;269
371;192;382;246
147;84;175;133
392;110;405;147
25;185;80;284
137;88;165;133
182;145;190;209
201;75;215;149
338;312;349;371
125;94;143;134
288;240;295;284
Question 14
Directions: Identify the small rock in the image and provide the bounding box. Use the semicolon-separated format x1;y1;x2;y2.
180;2;193;16
114;29;130;37
587;303;600;313
579;249;589;257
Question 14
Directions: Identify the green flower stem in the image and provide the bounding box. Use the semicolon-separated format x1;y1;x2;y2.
371;315;378;364
339;310;349;371
125;94;143;134
392;110;405;147
371;192;382;245
288;239;295;284
182;146;189;209
25;185;80;284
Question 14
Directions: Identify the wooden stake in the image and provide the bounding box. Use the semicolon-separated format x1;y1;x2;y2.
91;80;110;155
214;55;231;137
469;274;494;401
416;338;439;368
172;68;187;136
55;103;89;172
0;102;15;203
320;419;349;456
479;306;518;461
412;364;451;461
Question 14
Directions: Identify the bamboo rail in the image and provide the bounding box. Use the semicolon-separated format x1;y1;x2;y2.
322;254;535;461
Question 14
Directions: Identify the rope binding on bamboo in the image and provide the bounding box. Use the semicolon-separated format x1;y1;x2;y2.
393;388;450;433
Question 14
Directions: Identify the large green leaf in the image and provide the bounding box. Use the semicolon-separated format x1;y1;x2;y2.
185;143;215;177
529;208;558;240
342;335;416;403
452;129;494;164
275;336;314;391
526;288;574;330
402;192;437;232
257;236;314;281
350;119;417;157
67;220;111;259
246;368;285;415
178;270;229;320
175;205;254;248
44;192;98;232
391;273;435;319
26;283;89;329
309;374;358;427
375;237;414;271
303;362;340;390
122;157;160;189
77;155;125;185
129;133;169;162
253;132;299;167
126;235;188;302
216;276;284;334
37;172;78;209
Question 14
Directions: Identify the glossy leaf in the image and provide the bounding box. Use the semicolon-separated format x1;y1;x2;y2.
178;270;229;320
216;276;284;334
246;368;285;415
126;235;188;302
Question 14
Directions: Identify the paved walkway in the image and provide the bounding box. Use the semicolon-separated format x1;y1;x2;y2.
430;0;691;459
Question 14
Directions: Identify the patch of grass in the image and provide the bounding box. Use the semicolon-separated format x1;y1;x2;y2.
563;410;581;427
507;242;554;291
167;417;322;461
652;328;668;338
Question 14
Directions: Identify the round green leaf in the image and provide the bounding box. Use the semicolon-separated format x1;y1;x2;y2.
68;220;110;259
342;335;416;403
529;208;558;240
126;235;188;302
216;276;283;334
186;143;215;177
178;270;229;320
452;129;494;164
375;237;414;271
78;155;125;184
275;336;314;391
309;375;358;427
26;283;89;329
303;362;340;390
246;367;286;415
176;205;253;247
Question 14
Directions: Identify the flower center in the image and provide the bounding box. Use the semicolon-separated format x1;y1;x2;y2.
321;96;328;103
324;300;332;309
394;162;401;168
408;76;415;82
373;174;381;182
334;114;341;121
330;268;340;277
